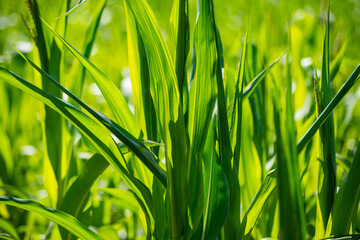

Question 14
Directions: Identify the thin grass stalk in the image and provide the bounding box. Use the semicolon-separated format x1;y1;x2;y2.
315;7;337;238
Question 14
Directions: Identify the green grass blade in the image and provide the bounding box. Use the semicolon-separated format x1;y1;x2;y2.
296;64;360;154
41;18;141;137
186;0;219;231
124;6;157;144
56;0;87;18
235;63;360;239
210;1;240;238
69;0;107;99
0;196;102;240
237;170;277;240
230;27;248;178
202;121;230;240
0;68;154;219
315;7;337;238
326;143;360;235
330;40;347;81
27;0;64;208
60;154;109;240
273;52;306;240
242;52;284;100
171;0;189;100
15;52;167;187
124;1;189;238
123;0;181;129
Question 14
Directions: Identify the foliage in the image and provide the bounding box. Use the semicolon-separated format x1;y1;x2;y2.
0;0;359;239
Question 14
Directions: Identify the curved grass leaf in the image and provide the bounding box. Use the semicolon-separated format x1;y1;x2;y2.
242;52;285;100
41;18;141;138
124;0;189;238
56;0;87;19
237;170;277;240
296;64;360;154
0;196;102;240
0;67;154;219
15;52;167;187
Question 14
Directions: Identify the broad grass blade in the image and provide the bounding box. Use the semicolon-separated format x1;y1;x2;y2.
0;196;102;240
124;0;189;238
124;6;157;144
202;121;230;240
187;0;219;231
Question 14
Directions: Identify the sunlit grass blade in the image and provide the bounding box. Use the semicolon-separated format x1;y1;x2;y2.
202;121;230;240
124;7;155;142
15;52;167;187
273;51;306;240
0;196;102;240
237;170;277;240
124;0;189;238
69;0;107;99
41;18;141;137
0;68;154;218
60;154;109;240
25;0;64;207
315;6;337;238
186;0;219;231
326;143;360;235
